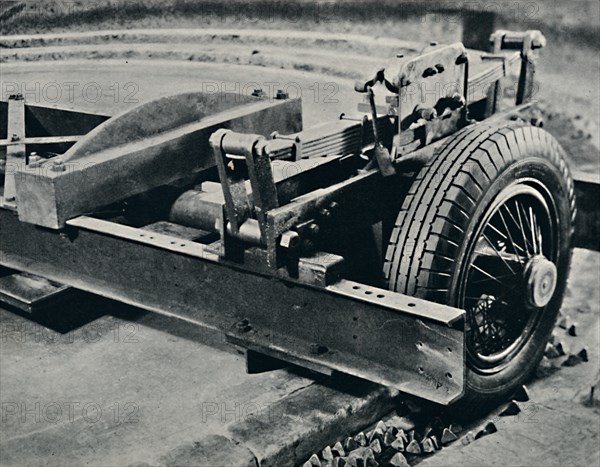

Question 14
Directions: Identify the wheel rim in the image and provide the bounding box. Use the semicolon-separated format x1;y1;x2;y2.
458;180;559;373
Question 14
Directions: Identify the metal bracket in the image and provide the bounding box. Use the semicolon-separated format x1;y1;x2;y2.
366;87;395;177
0;271;74;314
3;94;25;207
211;129;281;265
392;44;471;153
489;30;546;105
211;129;253;235
270;131;302;161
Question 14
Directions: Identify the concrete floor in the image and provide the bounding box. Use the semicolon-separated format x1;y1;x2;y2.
0;299;399;466
0;59;356;127
0;303;309;465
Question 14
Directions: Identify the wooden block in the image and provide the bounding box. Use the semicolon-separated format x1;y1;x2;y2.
15;92;301;229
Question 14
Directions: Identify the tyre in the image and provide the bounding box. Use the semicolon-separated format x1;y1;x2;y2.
384;121;576;408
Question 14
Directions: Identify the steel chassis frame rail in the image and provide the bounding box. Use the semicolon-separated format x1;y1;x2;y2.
0;210;465;405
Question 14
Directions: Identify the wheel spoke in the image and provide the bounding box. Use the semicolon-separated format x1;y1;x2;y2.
503;204;532;257
471;263;512;288
466;291;520;356
465;296;512;308
465;282;517;354
497;209;526;263
514;200;534;256
466;285;519;307
482;233;517;275
486;222;527;258
522;204;538;255
468;300;508;354
470;273;517;285
532;210;544;257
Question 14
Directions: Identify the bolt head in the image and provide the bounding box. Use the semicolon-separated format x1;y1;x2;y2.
28;155;42;167
280;231;300;250
236;319;252;333
318;208;332;221
50;160;66;172
309;343;328;355
307;223;320;237
530;117;544;128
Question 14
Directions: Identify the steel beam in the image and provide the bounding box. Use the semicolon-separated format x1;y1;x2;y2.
0;135;82;147
0;209;465;405
0;272;74;313
0;100;109;159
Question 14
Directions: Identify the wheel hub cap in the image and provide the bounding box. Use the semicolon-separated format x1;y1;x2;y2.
524;255;557;308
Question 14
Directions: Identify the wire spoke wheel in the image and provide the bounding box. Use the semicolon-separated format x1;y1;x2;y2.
459;182;558;371
384;122;575;408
